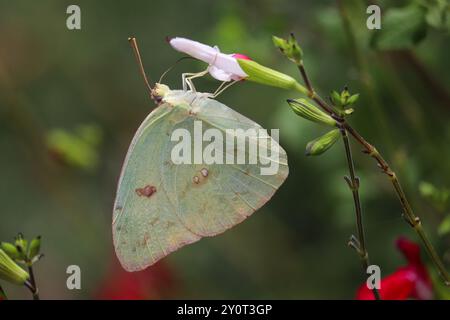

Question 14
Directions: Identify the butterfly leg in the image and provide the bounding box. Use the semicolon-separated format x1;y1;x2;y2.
182;72;196;91
183;69;209;93
212;80;239;98
212;81;227;96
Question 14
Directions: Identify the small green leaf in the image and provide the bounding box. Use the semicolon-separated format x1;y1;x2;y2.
371;4;427;50
305;129;341;156
287;98;337;127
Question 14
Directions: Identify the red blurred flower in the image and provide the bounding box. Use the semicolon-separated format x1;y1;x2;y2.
96;257;176;300
356;237;433;300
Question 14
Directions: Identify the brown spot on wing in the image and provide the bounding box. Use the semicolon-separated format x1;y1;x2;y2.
200;168;209;177
192;168;211;186
135;185;157;198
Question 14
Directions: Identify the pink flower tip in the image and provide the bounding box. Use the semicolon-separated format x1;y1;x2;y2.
232;53;252;61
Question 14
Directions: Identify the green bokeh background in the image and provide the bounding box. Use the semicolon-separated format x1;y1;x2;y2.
0;0;449;299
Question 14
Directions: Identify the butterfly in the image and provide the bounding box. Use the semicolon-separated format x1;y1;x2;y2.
113;38;288;271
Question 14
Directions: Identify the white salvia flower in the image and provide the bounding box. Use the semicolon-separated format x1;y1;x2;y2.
169;37;250;82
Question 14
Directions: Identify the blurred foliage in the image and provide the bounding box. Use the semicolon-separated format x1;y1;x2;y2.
0;0;449;299
420;181;450;236
371;3;428;50
371;0;449;50
46;124;102;170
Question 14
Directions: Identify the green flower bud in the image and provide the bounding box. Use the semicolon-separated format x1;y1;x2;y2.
330;87;359;110
15;233;27;251
330;90;342;107
341;86;350;101
305;129;341;156
14;233;28;260
0;249;29;285
347;93;359;105
287;98;337;127
0;242;20;260
28;236;41;260
272;36;287;50
272;34;303;64
237;59;308;95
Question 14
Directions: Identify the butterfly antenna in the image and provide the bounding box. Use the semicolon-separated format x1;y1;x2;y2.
159;56;196;83
128;37;153;98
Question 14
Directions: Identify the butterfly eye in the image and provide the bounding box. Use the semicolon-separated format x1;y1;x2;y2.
153;95;162;104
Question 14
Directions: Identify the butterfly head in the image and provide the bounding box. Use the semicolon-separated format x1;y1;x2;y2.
151;83;170;104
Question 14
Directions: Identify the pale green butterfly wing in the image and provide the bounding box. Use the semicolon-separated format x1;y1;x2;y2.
160;94;288;235
113;103;200;271
113;90;288;271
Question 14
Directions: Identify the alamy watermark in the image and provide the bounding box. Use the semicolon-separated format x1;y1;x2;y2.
170;120;281;176
366;264;381;290
66;265;81;290
66;5;81;30
366;5;381;30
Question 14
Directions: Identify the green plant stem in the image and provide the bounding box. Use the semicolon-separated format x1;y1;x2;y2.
24;280;38;300
297;63;380;299
26;265;39;300
340;130;369;266
295;63;450;287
